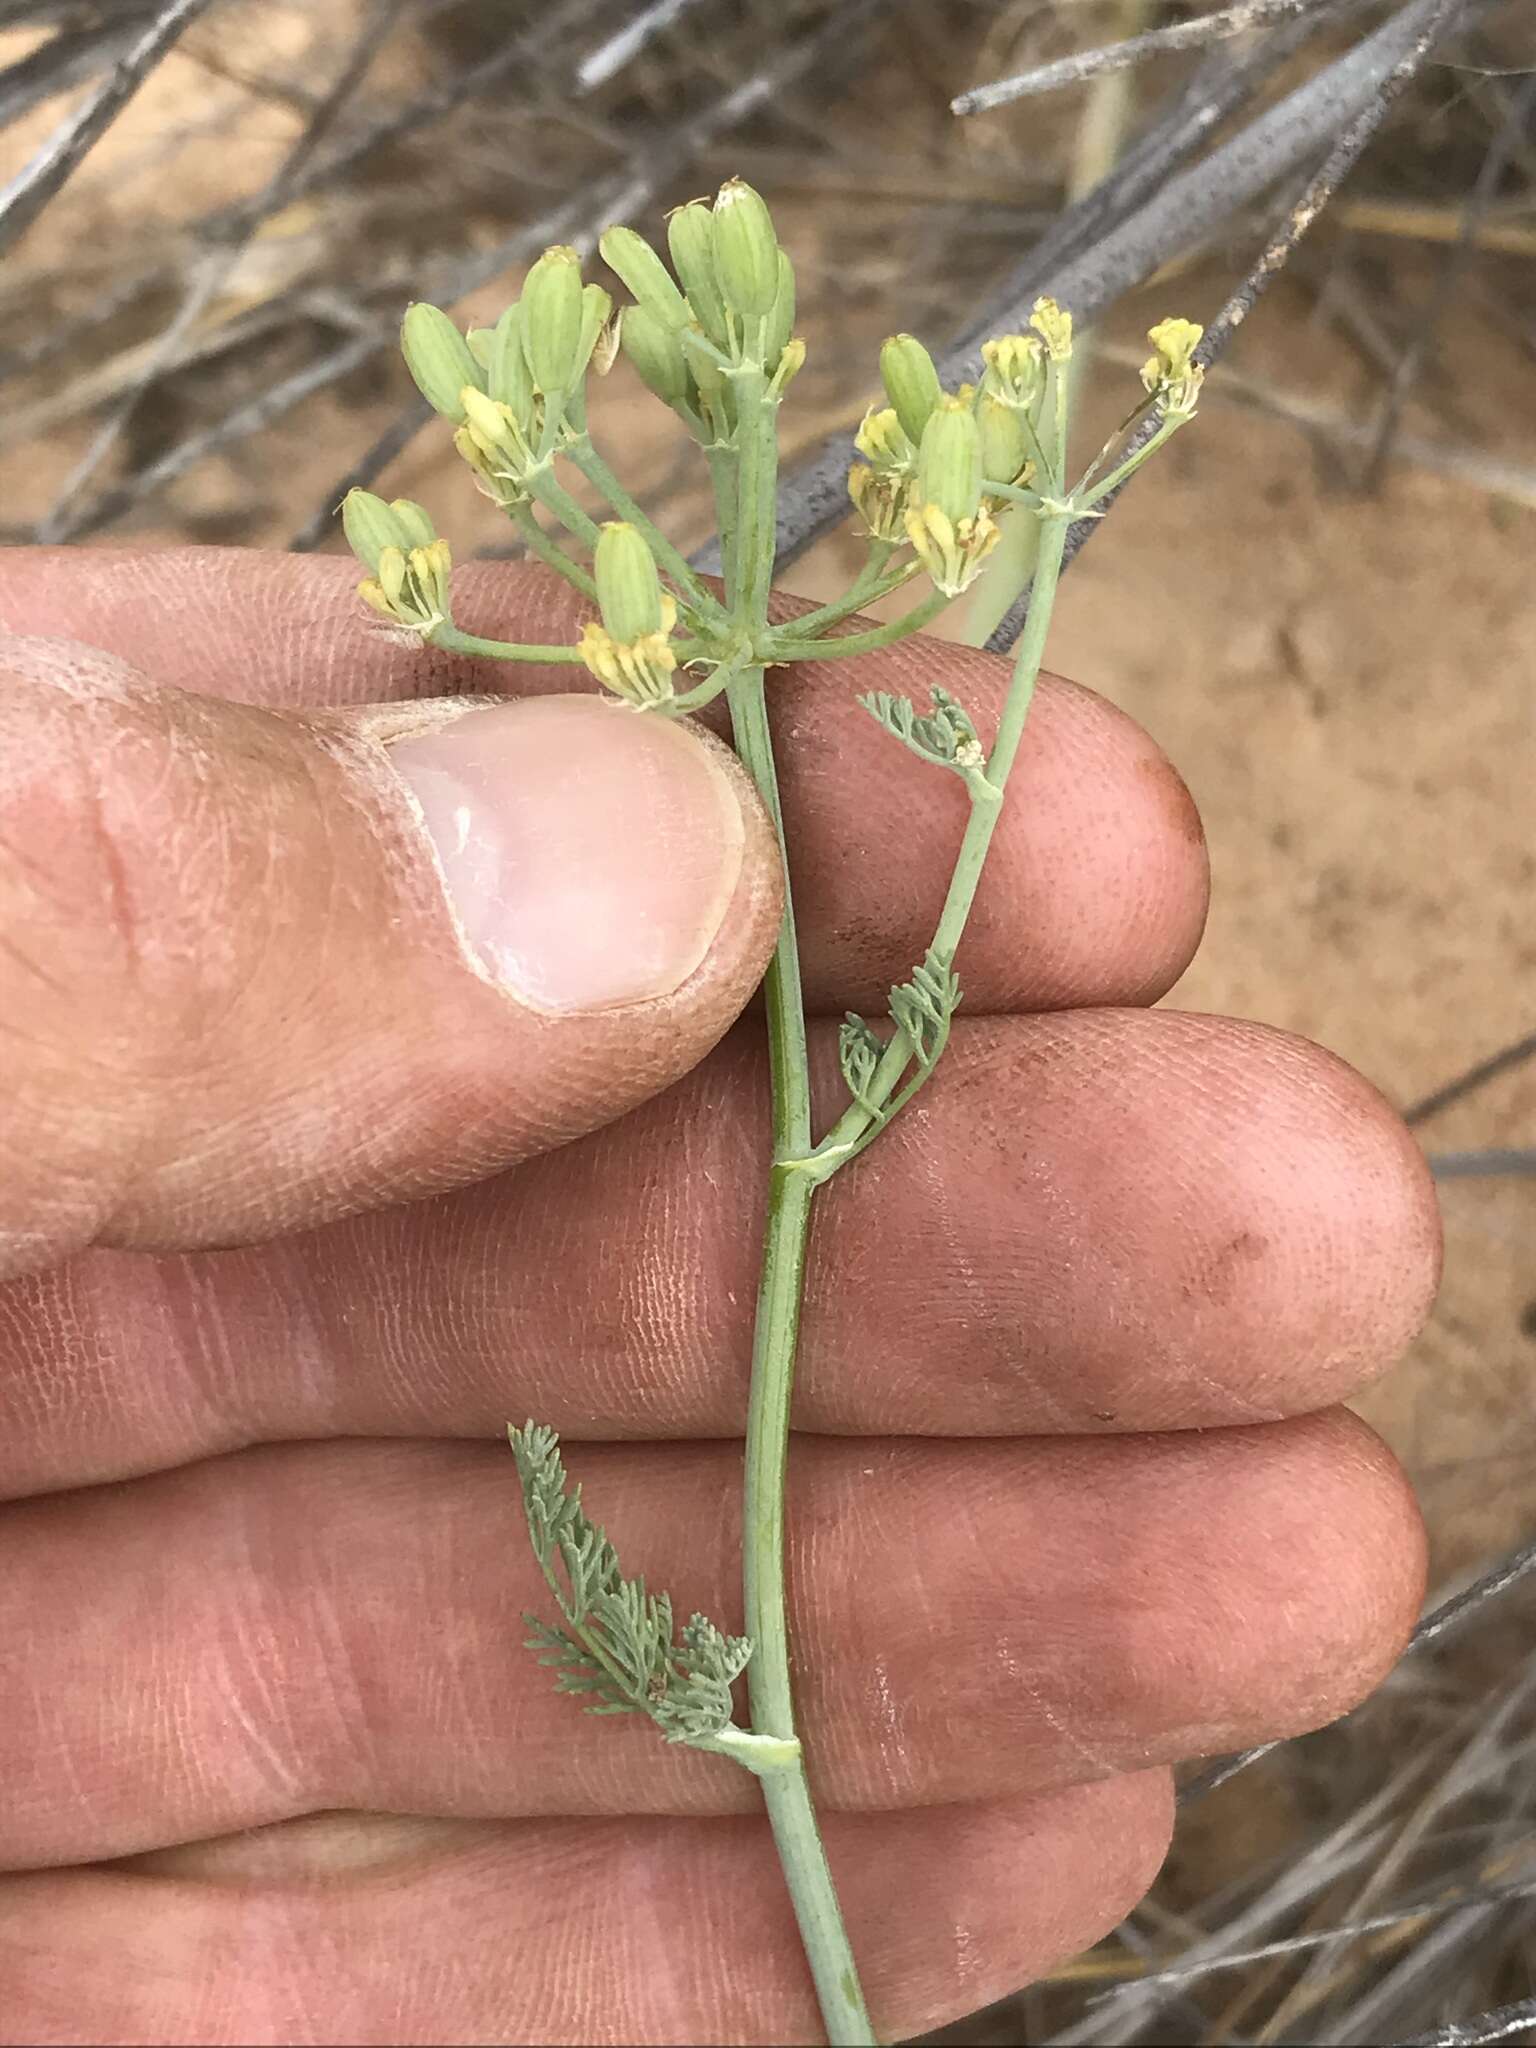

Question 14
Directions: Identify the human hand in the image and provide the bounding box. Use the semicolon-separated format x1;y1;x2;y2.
0;549;1437;2044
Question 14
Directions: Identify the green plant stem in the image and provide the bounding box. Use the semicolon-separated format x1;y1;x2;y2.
431;626;585;663
512;506;598;600
527;466;601;548
805;508;1072;1176
707;445;740;593
930;512;1068;951
723;361;875;2048
765;587;948;663
1078;413;1183;507
569;440;729;621
781;542;902;638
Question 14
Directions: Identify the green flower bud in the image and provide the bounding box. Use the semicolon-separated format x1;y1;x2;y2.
467;327;494;368
916;395;983;525
487;303;534;416
680;323;726;402
387;498;438;551
765;247;795;364
667;203;730;348
520;245;585;394
400;303;485;424
599;225;689;328
620;303;691;406
879;333;942;445
342;489;409;573
594;522;665;644
710;178;779;322
977;395;1029;487
576;282;614;380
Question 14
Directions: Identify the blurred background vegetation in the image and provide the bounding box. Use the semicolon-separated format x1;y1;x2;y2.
2;2;1533;2040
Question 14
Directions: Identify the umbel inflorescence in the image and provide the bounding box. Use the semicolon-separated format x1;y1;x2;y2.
341;178;1200;2046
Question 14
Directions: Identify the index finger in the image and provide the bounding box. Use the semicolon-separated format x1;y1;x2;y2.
0;545;1209;1013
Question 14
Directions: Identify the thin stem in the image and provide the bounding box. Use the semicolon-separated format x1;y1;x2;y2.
764;587;948;663
723;360;874;2046
981;477;1046;509
806;509;1072;1177
1078;413;1183;506
527;465;602;548
782;541;900;637
707;444;741;595
431;626;585;664
569;439;729;621
512;506;598;600
668;644;755;716
933;512;1069;951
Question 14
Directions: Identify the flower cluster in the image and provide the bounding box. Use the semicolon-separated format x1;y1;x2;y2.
603;179;804;443
847;297;1073;594
401;247;615;508
342;493;452;637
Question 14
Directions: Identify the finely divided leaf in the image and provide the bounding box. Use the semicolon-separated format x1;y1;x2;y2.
859;686;984;775
838;1012;883;1109
888;947;961;1068
508;1421;752;1748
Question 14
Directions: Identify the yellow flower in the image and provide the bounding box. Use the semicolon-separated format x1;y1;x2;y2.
981;332;1045;413
854;405;914;474
848;462;911;541
1141;316;1204;417
1029;296;1073;363
357;539;453;637
578;592;680;708
904;501;1000;596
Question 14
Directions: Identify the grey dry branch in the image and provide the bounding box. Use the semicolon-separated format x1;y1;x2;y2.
951;0;1319;116
984;0;1476;654
0;0;214;261
758;0;1478;583
1398;1995;1536;2047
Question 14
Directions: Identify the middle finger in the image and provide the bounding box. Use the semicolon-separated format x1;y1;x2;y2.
0;1416;1422;1868
0;1009;1438;1496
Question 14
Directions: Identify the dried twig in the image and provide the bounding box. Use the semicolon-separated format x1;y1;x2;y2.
1089;1875;1536;1994
1429;1149;1536;1179
1361;69;1536;488
0;0;216;261
287;399;432;553
762;0;1477;581
1405;1028;1536;1126
37;0;407;542
952;0;1317;116
1397;1994;1536;2046
982;0;1477;654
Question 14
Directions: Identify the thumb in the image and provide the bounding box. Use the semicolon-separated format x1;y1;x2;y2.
0;633;781;1276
